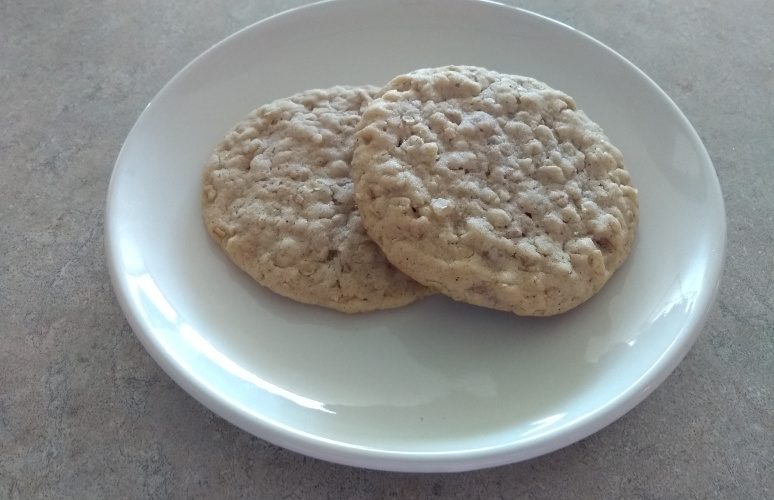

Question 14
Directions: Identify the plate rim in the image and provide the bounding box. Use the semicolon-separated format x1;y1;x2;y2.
105;0;726;472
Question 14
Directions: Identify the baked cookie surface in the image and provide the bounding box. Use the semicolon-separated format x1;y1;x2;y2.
203;86;431;313
352;66;639;315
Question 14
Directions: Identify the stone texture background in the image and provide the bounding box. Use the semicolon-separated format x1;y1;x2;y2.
1;0;771;498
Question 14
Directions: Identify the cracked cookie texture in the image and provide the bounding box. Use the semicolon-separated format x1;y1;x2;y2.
202;85;431;313
352;66;639;316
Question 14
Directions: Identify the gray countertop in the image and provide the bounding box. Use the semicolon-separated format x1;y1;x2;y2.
1;0;772;498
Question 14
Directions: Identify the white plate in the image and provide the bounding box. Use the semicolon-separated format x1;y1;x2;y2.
106;0;725;472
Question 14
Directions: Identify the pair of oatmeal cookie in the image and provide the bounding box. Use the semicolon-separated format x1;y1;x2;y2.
202;66;639;316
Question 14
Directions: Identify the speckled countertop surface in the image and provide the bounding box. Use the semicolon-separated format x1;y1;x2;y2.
1;1;772;498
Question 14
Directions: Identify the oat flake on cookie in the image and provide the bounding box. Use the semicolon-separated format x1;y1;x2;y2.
202;85;431;313
352;66;639;316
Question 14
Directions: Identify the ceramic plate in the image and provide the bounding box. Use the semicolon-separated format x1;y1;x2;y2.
106;0;725;472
